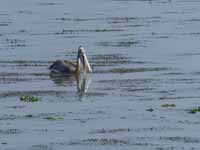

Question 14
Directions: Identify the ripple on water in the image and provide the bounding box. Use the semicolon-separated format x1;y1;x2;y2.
0;0;200;149
96;67;169;74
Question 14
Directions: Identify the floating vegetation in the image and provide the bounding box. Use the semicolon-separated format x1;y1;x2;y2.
0;77;29;84
96;78;157;93
70;138;129;145
0;90;105;99
20;95;40;102
162;72;184;76
159;96;200;100
0;60;48;67
146;108;154;112
125;87;153;92
160;136;200;143
89;127;180;134
30;144;52;150
55;28;123;35
0;21;10;26
5;38;26;47
0;91;60;99
91;54;132;67
189;107;200;114
37;2;61;6
0;129;22;135
55;17;138;23
0;113;65;121
73;117;96;123
90;128;131;134
1;142;7;145
96;40;139;47
97;67;169;74
44;116;64;121
18;10;33;15
5;105;26;109
56;17;92;21
68;138;158;146
25;114;35;118
161;104;176;108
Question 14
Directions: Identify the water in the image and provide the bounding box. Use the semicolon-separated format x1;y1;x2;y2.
0;0;200;149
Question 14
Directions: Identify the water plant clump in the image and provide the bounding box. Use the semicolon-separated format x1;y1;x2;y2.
189;107;200;114
146;108;154;112
80;138;129;145
44;116;64;121
20;95;40;102
90;128;131;134
161;104;176;108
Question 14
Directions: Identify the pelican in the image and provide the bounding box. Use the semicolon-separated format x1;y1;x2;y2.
49;46;92;74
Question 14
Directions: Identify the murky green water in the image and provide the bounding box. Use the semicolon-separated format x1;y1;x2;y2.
1;0;200;149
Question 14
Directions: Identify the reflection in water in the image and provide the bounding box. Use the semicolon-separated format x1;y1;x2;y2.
49;73;76;85
76;74;92;98
49;73;92;99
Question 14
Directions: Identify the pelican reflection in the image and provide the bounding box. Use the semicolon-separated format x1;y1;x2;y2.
76;74;92;97
49;73;92;97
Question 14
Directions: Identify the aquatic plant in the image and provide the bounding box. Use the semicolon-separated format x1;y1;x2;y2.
161;104;176;108
1;142;7;145
25;114;33;118
97;67;169;74
20;95;40;102
70;138;129;145
90;128;131;134
189;107;200;114
55;28;123;35
146;108;154;112
44;116;64;120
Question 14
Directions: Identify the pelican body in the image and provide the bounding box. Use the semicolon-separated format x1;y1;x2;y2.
49;46;92;74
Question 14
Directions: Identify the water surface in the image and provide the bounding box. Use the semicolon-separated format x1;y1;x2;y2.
1;0;200;149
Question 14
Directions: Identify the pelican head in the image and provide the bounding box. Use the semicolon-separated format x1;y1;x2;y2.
77;46;92;74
